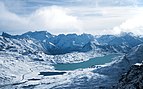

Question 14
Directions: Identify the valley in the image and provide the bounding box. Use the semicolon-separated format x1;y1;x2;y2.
0;31;143;89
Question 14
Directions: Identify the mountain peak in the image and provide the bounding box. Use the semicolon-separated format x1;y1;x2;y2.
20;31;53;41
1;32;12;38
119;32;134;37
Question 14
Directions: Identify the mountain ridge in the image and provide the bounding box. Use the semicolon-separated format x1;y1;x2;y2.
1;31;143;55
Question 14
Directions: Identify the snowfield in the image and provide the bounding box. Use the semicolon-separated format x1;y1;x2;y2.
0;50;123;89
0;50;105;89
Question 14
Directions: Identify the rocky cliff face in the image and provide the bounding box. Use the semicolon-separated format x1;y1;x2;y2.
115;44;143;89
117;63;143;89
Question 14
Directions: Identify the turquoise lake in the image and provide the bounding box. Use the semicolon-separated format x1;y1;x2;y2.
54;54;121;71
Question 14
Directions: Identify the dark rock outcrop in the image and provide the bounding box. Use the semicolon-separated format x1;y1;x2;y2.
117;63;143;89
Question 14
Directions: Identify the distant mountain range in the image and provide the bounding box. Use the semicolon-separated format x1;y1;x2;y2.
1;31;143;55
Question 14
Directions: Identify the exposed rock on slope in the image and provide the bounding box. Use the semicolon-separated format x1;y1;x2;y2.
117;63;143;89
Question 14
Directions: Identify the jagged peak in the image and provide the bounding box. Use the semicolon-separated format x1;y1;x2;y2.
1;32;12;38
118;32;134;37
21;31;52;36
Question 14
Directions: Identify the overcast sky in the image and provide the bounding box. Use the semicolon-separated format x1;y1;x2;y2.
0;0;143;35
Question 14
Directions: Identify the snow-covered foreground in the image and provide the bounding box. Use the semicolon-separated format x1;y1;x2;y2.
0;52;101;89
1;44;143;89
0;51;53;85
0;50;122;89
0;49;104;89
0;46;143;89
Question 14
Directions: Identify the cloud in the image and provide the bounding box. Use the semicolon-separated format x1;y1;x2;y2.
112;8;143;35
0;1;143;35
77;7;143;35
28;6;83;34
1;0;142;15
0;2;30;33
0;2;82;34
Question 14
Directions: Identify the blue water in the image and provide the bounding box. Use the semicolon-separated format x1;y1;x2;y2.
39;72;66;76
54;54;121;71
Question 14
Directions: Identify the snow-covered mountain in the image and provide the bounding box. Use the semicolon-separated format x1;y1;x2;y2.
2;31;143;55
0;31;143;89
96;32;143;53
2;32;96;55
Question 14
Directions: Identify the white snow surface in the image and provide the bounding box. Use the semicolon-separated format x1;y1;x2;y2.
1;35;143;89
